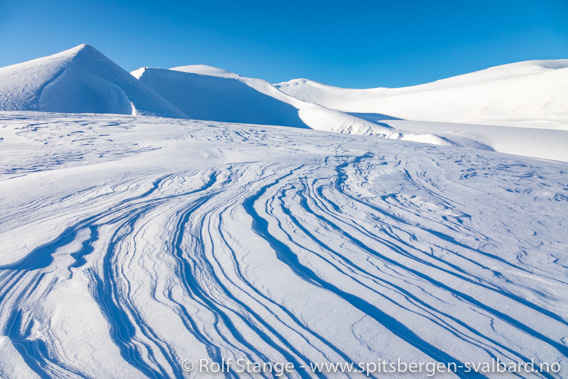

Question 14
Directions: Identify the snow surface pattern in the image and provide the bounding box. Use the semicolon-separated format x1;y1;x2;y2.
0;112;567;378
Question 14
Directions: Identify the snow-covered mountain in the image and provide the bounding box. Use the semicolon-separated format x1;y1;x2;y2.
134;64;404;137
275;60;568;129
0;45;395;136
1;43;568;378
0;44;567;161
133;66;309;128
0;44;187;118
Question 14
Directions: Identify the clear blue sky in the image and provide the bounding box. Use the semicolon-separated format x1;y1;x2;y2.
1;0;567;88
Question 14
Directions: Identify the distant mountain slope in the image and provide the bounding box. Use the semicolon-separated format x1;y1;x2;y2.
133;67;309;128
1;45;566;160
0;44;187;118
275;60;568;129
135;65;404;137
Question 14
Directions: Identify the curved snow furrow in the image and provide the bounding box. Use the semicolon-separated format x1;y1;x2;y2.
286;174;547;367
171;195;277;365
154;165;359;373
276;191;513;363
94;206;176;378
313;191;508;297
275;187;533;366
86;172;228;378
253;154;566;370
0;161;564;377
329;157;567;351
324;156;568;325
0;172;219;377
174;167;337;376
214;212;354;367
1;114;567;378
0;175;172;272
283;210;542;371
182;215;316;377
341;196;565;325
2;273;69;379
241;171;471;375
276;186;447;318
5;307;89;379
75;165;323;376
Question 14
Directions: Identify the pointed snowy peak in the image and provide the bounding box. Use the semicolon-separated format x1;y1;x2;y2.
0;44;187;118
65;43;98;56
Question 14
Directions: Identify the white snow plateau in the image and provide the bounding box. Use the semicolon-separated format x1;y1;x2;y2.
0;45;567;378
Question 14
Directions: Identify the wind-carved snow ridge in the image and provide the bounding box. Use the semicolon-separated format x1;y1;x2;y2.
0;112;566;378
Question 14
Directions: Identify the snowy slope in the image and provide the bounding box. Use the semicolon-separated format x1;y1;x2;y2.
160;65;408;136
134;64;454;146
162;64;568;161
0;112;567;378
133;67;309;128
1;45;567;161
382;119;568;162
275;60;568;129
0;45;187;118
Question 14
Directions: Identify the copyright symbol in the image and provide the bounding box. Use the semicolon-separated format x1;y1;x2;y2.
182;360;194;372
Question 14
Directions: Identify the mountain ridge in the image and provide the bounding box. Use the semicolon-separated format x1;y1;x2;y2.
0;44;187;118
2;44;566;130
1;44;567;161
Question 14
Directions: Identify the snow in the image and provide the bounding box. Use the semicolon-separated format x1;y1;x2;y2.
135;67;309;128
2;45;567;162
275;60;568;129
0;111;567;378
145;64;398;137
171;64;243;79
1;44;568;377
382;119;568;162
0;45;186;118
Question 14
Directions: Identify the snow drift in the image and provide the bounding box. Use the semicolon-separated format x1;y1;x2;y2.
0;44;186;118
